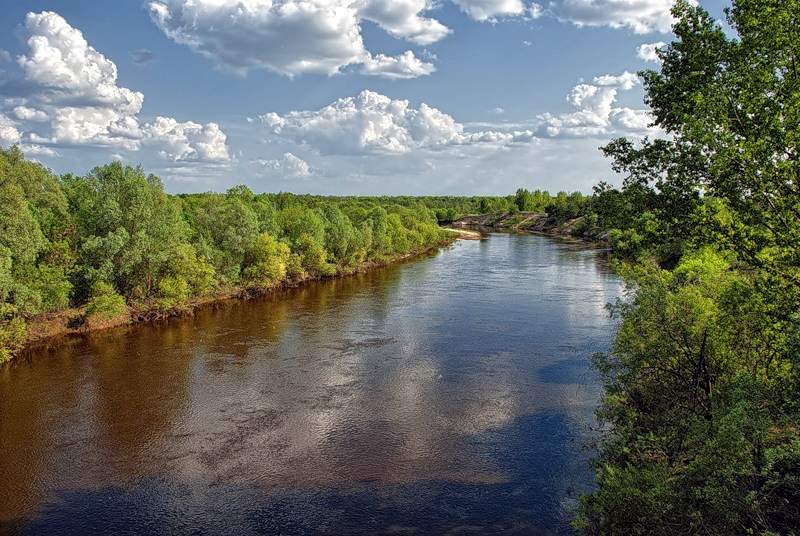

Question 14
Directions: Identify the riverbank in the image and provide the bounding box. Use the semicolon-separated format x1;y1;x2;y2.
443;227;483;240
21;237;457;354
450;212;607;242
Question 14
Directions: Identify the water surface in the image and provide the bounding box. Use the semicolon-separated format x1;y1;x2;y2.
0;233;621;535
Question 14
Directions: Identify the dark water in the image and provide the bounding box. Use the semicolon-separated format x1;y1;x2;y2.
0;234;621;536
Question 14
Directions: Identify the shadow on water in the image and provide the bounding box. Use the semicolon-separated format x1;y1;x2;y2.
536;359;598;386
2;411;586;536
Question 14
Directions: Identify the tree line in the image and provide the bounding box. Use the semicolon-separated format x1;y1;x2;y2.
0;143;600;363
384;189;589;224
0;150;452;361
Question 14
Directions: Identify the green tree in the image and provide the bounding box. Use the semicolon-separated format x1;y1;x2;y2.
514;188;532;211
0;147;73;317
182;191;259;282
322;206;356;263
65;162;188;300
579;1;800;532
85;281;127;321
0;149;459;360
242;233;291;286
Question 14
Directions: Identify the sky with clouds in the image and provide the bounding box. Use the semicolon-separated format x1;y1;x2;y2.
0;0;729;195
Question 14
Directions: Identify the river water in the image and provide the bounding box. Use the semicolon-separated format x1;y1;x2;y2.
0;233;622;535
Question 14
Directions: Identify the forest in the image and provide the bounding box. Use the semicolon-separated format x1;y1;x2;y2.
0;141;597;362
0;149;453;361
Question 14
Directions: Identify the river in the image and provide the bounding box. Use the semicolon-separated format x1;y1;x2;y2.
0;233;622;535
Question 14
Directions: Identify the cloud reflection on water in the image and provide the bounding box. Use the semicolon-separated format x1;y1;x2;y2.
0;234;622;534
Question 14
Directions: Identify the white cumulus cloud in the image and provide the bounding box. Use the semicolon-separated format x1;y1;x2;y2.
19;144;58;157
258;90;535;155
1;11;230;164
48;106;142;149
0;114;21;144
19;11;144;113
148;0;435;78
259;152;312;177
451;0;527;21
145;117;231;163
146;0;670;82
637;41;666;62
538;71;655;137
592;70;640;90
358;0;451;45
146;0;575;79
609;107;654;130
555;0;686;34
13;106;49;122
360;51;436;79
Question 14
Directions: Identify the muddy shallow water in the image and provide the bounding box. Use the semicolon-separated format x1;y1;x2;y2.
0;233;622;535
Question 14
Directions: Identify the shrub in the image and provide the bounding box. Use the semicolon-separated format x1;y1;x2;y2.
156;276;190;310
85;282;127;320
296;233;335;277
285;253;305;280
31;264;73;312
242;233;290;287
170;243;215;296
0;304;25;364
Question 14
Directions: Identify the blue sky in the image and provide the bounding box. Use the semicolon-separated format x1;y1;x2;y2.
0;0;729;195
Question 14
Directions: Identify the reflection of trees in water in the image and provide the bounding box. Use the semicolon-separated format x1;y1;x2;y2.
0;354;65;522
87;321;198;480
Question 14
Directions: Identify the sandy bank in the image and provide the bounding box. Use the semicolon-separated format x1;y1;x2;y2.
443;228;484;240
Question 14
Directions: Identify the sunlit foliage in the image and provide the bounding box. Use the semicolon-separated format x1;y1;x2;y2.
577;1;800;533
0;149;452;358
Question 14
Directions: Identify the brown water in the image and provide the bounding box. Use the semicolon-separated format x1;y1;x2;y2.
0;233;621;535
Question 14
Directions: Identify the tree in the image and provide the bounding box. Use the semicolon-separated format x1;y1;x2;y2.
322;206;356;263
65;162;189;300
578;1;800;532
0;147;72;316
242;233;291;286
85;281;127;321
641;0;800;285
0;149;456;359
579;250;798;534
514;188;533;211
183;191;259;282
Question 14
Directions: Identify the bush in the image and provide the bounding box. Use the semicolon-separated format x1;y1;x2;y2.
0;304;25;364
296;233;335;277
242;233;290;286
580;249;800;534
285;253;305;280
85;282;127;320
156;276;190;310
170;243;215;296
31;264;73;312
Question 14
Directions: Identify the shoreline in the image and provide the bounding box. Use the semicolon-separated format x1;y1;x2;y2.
20;238;456;355
449;212;608;246
442;227;483;240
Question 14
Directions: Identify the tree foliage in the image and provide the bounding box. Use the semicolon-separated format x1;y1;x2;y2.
0;152;453;358
577;1;800;533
